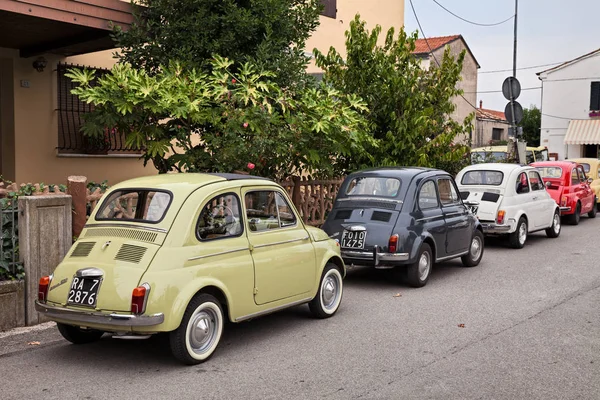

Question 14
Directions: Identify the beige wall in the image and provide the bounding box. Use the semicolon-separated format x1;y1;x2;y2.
0;47;156;186
474;119;509;147
306;0;404;73
432;39;478;144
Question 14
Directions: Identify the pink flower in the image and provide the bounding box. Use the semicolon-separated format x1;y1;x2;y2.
247;162;255;170
243;122;249;128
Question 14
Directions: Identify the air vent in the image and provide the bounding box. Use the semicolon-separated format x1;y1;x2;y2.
338;200;397;210
481;192;500;203
83;228;158;243
115;244;148;264
71;242;95;257
460;191;470;200
371;211;391;222
335;210;352;220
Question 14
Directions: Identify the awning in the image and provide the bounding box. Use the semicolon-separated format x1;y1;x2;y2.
564;119;600;145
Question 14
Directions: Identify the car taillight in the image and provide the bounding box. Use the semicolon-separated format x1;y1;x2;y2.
496;210;506;225
388;234;399;253
561;196;567;207
131;283;150;314
38;275;52;302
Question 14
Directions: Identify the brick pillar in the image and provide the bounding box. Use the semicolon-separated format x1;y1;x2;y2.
67;175;87;238
19;195;72;326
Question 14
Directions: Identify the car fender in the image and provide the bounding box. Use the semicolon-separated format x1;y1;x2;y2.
409;232;437;263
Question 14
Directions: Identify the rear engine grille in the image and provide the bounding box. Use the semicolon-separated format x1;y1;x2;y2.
83;228;158;243
337;200;397;210
371;211;392;222
115;244;148;264
335;210;352;220
71;242;95;257
460;191;470;200
481;192;500;202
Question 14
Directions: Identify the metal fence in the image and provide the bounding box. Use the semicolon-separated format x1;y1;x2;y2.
0;199;22;280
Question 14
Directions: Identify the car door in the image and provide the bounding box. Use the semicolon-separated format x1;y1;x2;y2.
514;171;536;230
527;170;551;228
414;180;447;259
242;188;316;305
577;166;595;212
437;176;471;255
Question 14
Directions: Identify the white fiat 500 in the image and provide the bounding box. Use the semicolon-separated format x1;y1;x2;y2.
456;163;561;248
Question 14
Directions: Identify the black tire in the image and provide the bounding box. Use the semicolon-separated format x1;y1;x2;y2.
567;202;581;225
461;230;484;267
406;243;432;288
170;294;224;365
545;210;561;238
509;217;527;249
309;263;343;319
588;198;597;218
57;323;104;344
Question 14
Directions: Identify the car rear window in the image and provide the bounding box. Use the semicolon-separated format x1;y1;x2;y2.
580;163;591;173
460;170;504;186
536;166;563;179
95;189;172;223
345;177;401;198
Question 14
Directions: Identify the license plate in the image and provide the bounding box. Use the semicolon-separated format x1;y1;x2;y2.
341;230;367;249
67;277;101;307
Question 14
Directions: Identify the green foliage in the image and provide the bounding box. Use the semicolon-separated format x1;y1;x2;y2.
0;198;23;281
519;105;541;146
112;0;322;90
68;56;372;180
314;16;473;171
87;180;109;192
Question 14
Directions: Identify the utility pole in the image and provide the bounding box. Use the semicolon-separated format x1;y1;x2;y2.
513;0;518;78
509;0;520;163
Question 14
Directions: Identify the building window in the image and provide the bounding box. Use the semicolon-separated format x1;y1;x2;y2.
320;0;336;19
492;128;503;141
591;81;600;111
57;63;141;155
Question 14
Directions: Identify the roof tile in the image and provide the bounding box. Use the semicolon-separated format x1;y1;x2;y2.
413;35;461;55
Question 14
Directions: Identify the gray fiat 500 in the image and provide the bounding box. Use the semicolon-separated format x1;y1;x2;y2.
322;167;484;287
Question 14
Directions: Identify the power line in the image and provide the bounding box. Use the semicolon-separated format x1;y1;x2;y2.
432;0;515;27
468;87;541;94
479;62;565;74
409;0;479;111
544;77;600;82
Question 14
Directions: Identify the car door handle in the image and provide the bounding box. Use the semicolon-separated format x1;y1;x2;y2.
532;196;538;200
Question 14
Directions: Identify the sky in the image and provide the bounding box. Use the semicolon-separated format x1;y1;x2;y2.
404;0;600;113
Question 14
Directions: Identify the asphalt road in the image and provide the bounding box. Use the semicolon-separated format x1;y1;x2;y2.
2;218;599;400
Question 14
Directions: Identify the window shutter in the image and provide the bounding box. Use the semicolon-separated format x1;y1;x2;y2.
320;0;337;19
591;81;600;111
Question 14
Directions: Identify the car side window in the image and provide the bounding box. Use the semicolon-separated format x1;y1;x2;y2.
437;178;460;206
528;171;544;191
571;168;580;185
578;167;587;183
245;191;297;231
418;180;439;210
196;193;243;241
516;172;530;194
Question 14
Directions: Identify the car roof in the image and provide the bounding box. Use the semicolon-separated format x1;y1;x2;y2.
346;166;447;179
569;158;600;166
531;161;577;168
461;163;529;174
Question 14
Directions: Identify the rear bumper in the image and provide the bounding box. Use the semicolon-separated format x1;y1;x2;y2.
341;248;409;268
559;206;572;215
35;301;164;327
480;223;513;234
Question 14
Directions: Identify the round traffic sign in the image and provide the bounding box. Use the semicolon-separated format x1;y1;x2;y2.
502;77;521;100
505;101;524;124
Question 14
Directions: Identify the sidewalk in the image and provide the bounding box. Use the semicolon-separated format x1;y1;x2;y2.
0;322;63;358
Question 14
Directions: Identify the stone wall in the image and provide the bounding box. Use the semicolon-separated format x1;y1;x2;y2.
0;280;24;331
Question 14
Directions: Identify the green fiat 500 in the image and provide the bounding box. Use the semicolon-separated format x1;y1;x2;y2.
36;173;345;364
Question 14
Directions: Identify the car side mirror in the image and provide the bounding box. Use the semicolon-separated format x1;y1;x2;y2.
545;181;552;189
588;177;593;184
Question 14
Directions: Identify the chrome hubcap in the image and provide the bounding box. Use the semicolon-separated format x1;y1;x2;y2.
519;222;527;244
470;236;482;260
189;309;217;354
553;214;560;233
418;252;430;281
321;273;340;311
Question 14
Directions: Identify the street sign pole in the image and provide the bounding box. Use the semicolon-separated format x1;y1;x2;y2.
510;0;519;163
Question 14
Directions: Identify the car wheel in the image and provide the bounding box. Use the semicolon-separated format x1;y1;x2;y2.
56;323;104;344
170;294;224;365
567;202;581;225
545;210;561;238
406;243;432;288
588;198;597;218
309;263;343;319
461;230;484;267
509;217;527;249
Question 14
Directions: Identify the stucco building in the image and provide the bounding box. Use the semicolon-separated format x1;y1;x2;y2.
538;47;600;160
474;101;510;147
0;0;405;185
413;35;480;144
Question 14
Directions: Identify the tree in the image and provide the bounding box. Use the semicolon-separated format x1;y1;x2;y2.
112;0;322;90
68;57;372;180
314;16;473;174
519;105;541;146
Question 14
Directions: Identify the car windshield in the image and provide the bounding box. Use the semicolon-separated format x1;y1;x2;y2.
534;149;549;161
536;166;563;179
95;189;172;223
345;177;401;198
471;151;508;163
580;163;591;173
461;170;504;185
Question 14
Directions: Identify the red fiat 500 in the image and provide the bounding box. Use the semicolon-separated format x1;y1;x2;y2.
531;161;596;225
